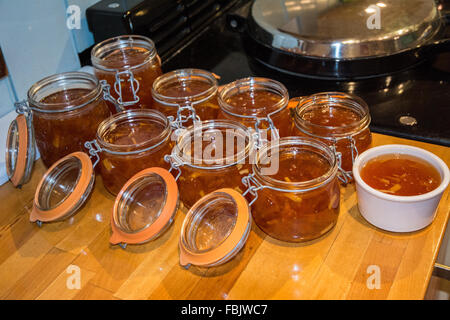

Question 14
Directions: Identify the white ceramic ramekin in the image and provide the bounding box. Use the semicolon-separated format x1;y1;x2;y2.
353;144;450;232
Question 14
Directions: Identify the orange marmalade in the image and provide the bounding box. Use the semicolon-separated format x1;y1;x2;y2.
249;137;340;242
360;154;441;196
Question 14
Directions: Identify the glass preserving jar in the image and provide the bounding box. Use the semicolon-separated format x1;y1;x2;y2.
91;35;162;111
217;77;292;142
152;69;219;125
242;137;341;242
85;109;174;195
166;120;255;208
292;92;372;182
21;72;111;168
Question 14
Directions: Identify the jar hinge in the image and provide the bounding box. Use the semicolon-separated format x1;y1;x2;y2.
14;100;33;120
164;154;183;181
331;144;352;185
168;104;202;130
242;174;266;206
114;70;140;107
100;80;124;113
253;115;279;148
84;140;103;168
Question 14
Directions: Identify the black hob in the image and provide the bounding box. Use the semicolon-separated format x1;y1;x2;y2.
162;0;450;147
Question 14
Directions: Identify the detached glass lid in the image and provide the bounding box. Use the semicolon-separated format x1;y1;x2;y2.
179;188;252;268
110;167;179;246
250;0;443;58
30;152;95;225
6;114;35;188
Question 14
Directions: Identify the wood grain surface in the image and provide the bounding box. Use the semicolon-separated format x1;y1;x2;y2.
0;133;448;300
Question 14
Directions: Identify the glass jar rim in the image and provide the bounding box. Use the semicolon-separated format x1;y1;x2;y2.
27;72;102;113
151;68;218;105
91;35;157;72
96;109;171;154
294;92;371;139
218;77;289;118
172;119;255;169
253;137;338;191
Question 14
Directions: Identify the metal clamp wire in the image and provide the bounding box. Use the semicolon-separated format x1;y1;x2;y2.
164;154;183;181
242;172;329;206
84;140;102;168
221;106;281;147
114;70;140;107
84;136;169;160
100;80;124;113
14;100;33;120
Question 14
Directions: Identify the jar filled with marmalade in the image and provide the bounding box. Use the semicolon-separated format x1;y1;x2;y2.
218;77;292;142
243;137;340;242
166;120;255;208
91;35;162;111
85;109;173;195
293;92;372;182
24;72;111;168
152;69;219;125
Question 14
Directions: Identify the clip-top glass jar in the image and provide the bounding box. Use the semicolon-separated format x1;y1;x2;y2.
20;72;111;168
218;77;292;142
152;69;219;126
242;137;340;242
166;120;255;208
292;92;372;182
91;35;162;111
85;109;173;195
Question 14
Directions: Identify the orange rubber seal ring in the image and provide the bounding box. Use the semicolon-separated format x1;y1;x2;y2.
179;188;251;267
9;115;28;187
110;167;179;245
30;152;94;223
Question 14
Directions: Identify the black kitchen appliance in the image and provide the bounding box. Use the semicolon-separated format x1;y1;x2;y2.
86;0;450;146
86;0;239;60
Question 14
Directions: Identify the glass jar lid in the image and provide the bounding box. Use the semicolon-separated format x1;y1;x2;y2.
250;0;443;59
30;152;95;224
6;114;35;187
179;188;252;268
110;167;179;246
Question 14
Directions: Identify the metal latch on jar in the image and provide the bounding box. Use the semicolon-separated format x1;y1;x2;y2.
114;70;140;107
84;140;103;168
164;154;184;181
253;115;280;148
14;100;33;120
153;95;202;130
331;136;359;185
100;80;124;113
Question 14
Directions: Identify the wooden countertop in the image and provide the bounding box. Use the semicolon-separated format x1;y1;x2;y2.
0;133;449;300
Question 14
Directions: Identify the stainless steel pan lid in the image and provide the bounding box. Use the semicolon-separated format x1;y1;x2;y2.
250;0;445;59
